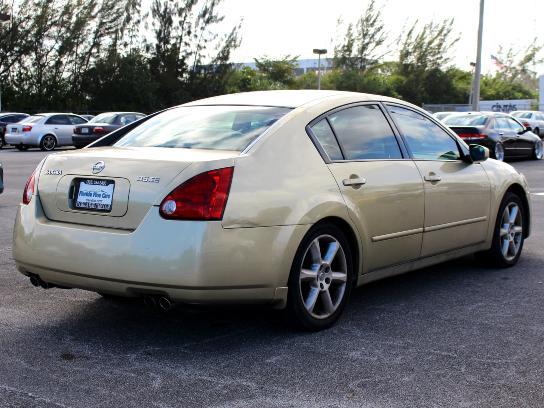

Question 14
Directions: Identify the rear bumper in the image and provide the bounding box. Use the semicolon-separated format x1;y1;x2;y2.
72;135;100;148
5;133;38;146
13;195;309;305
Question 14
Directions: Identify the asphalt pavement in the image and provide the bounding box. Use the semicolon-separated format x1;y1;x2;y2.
1;147;544;407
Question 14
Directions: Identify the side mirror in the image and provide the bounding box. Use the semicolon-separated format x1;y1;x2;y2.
469;144;489;162
519;127;531;134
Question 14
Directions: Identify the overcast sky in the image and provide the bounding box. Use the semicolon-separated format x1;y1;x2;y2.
218;0;543;74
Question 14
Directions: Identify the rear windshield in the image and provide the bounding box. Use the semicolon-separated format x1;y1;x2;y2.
24;115;45;124
90;113;118;124
444;114;488;126
114;106;291;151
511;112;532;119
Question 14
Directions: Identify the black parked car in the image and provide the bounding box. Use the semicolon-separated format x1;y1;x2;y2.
0;162;3;194
444;112;543;161
72;112;145;148
0;112;29;149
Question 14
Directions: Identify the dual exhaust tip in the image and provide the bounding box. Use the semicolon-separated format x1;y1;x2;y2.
143;295;174;312
28;274;174;312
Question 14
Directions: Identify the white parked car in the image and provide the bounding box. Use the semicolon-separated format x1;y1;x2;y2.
510;111;544;137
5;113;88;151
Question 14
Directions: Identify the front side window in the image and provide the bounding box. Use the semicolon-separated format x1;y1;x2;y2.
70;115;87;125
507;117;524;133
115;106;291;151
388;105;460;161
327;105;402;160
310;119;343;160
46;115;71;125
495;117;511;130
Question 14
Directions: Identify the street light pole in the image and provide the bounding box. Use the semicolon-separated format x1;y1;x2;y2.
471;0;485;111
312;48;327;90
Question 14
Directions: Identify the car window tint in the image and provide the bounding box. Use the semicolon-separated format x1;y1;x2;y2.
310;119;343;160
4;115;21;123
388;105;460;161
328;105;402;160
70;116;87;125
495;117;511;130
46;115;71;125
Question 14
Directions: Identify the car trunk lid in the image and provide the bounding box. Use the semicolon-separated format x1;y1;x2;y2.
38;146;240;230
449;126;487;141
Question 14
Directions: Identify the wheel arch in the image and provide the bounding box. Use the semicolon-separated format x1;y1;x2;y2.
504;183;531;238
311;216;361;286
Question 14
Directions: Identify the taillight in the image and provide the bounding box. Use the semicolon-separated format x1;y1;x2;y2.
523;122;530;127
159;167;234;220
22;125;32;132
22;170;36;205
93;126;106;133
457;133;486;140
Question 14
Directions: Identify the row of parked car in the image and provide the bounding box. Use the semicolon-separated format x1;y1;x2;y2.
433;110;544;161
0;111;145;151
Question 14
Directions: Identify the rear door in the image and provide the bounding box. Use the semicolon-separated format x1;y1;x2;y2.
309;103;424;272
45;115;73;145
385;104;491;258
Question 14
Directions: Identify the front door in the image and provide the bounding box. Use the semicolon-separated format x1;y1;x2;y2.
386;104;492;257
308;104;424;272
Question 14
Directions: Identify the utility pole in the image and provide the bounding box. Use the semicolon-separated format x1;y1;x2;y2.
313;49;327;90
471;0;485;111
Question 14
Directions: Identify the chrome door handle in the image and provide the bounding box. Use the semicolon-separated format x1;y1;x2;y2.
498;132;504;136
342;177;366;187
424;173;442;182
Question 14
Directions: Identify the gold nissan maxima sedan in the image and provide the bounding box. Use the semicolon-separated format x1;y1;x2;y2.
13;91;531;330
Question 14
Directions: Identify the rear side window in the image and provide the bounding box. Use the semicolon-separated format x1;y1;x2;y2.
327;105;402;160
388;105;460;161
506;117;524;133
115;106;291;151
310;119;343;160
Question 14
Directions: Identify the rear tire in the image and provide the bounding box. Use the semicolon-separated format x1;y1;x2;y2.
493;142;505;161
286;222;354;331
478;192;525;268
40;135;57;151
0;136;3;149
534;127;540;137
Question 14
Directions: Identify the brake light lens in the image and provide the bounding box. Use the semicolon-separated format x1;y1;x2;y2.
159;167;234;220
457;133;486;140
22;125;32;132
22;170;36;205
93;126;106;133
523;122;530;127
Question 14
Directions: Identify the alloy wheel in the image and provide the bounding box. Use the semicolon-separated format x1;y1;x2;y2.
499;203;523;262
494;143;505;161
41;135;56;151
299;234;348;319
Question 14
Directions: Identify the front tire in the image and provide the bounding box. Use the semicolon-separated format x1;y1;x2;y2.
40;135;57;151
480;192;525;268
286;223;354;331
532;140;543;160
493;142;505;161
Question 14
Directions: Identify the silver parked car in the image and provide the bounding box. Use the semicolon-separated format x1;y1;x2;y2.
5;113;88;151
511;111;544;137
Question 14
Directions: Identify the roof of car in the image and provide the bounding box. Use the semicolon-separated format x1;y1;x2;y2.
0;112;28;116
183;90;407;109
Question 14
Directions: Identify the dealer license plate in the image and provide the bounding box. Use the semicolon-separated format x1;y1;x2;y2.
75;179;115;212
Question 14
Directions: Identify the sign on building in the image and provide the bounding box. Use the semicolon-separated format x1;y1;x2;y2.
479;99;535;113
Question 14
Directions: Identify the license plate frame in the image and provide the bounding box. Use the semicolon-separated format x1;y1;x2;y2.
81;128;89;134
74;178;115;212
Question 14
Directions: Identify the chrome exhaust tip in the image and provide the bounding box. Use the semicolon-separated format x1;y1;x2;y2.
157;296;173;312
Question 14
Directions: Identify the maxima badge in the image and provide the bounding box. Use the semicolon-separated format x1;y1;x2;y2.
92;161;105;174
